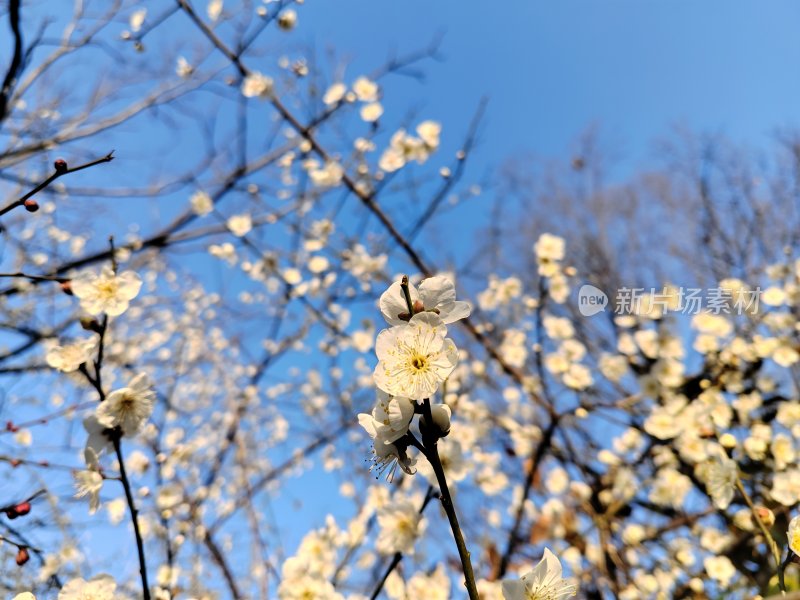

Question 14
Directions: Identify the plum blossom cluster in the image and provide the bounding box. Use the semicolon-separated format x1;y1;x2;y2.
322;76;383;122
13;574;117;600
378;121;442;173
358;276;579;600
42;265;155;522
359;276;468;478
75;371;156;512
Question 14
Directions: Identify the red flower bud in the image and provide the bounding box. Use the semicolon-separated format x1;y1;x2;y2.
54;158;68;173
6;507;18;519
60;281;73;295
13;501;31;517
23;199;38;213
5;421;18;433
15;546;29;566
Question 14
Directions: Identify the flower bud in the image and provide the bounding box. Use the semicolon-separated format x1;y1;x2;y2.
79;316;103;333
277;9;297;31
54;158;68;173
60;281;73;296
13;501;31;517
23;199;38;213
15;547;30;566
754;506;775;527
420;404;451;439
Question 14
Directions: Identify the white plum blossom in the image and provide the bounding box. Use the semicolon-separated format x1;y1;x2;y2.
277;540;344;600
190;190;213;215
95;373;155;437
83;414;112;465
306;159;344;188
58;575;116;600
392;563;450;599
359;407;417;479
46;338;96;372
704;555;736;587
74;467;103;514
277;576;342;600
357;391;414;445
417;437;468;485
129;8;146;32
227;213;252;237
416;120;441;148
342;244;387;281
360;102;383;122
176;56;193;78
379;275;471;326
534;233;566;277
353;76;379;102
70;266;142;316
207;0;223;21
376;498;426;555
788;515;800;556
241;71;274;99
534;233;565;262
705;455;738;510
14;428;31;447
374;312;458;401
477;275;523;311
323;82;346;105
501;548;578;599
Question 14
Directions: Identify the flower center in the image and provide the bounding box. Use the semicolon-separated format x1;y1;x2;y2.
792;529;800;552
119;393;136;412
397;515;416;536
96;279;119;298
410;354;428;371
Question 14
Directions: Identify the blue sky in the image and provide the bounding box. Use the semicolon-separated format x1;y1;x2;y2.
301;0;800;171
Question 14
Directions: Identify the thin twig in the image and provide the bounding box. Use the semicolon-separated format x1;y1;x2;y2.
735;477;784;594
0;0;23;123
420;399;480;600
76;261;151;600
0;151;114;218
113;435;152;600
0;272;68;283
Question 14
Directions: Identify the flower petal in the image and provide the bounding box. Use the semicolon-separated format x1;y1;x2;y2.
379;281;419;325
